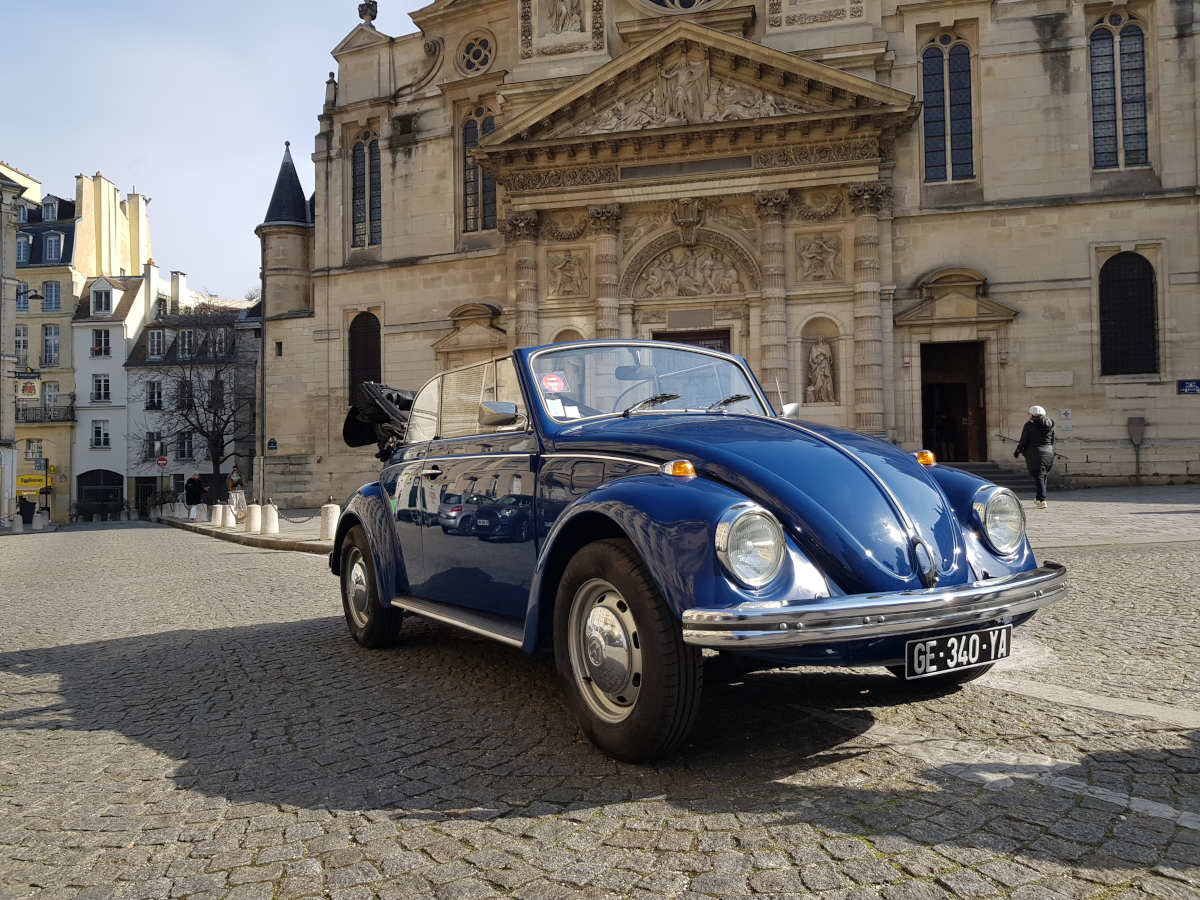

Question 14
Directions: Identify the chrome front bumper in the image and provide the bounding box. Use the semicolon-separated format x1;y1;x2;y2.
681;562;1068;649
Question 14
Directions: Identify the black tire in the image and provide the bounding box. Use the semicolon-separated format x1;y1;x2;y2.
554;538;703;762
886;662;994;686
459;516;473;535
340;525;402;648
517;520;531;542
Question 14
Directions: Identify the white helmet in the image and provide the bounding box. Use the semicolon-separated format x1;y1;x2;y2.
1029;405;1046;417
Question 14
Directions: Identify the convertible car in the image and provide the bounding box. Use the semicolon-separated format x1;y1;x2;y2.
334;341;1068;761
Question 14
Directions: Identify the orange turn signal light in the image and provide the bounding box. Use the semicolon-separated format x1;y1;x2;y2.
915;449;936;467
660;459;697;478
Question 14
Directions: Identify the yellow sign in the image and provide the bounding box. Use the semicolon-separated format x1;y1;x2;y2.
17;474;48;488
48;464;57;474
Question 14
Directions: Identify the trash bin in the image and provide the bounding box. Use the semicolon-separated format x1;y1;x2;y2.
18;496;35;527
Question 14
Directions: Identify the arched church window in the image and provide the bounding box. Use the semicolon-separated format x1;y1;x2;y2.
348;312;382;406
1099;252;1157;375
351;129;382;247
921;34;975;183
1089;11;1148;169
462;108;497;233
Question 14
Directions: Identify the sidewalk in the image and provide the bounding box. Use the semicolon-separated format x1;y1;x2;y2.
160;483;1199;555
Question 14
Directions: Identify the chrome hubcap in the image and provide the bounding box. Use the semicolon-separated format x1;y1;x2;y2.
568;578;642;723
345;548;371;628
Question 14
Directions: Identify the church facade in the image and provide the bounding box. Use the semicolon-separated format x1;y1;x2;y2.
257;0;1199;506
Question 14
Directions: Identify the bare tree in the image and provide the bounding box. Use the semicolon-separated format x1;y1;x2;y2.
244;287;261;303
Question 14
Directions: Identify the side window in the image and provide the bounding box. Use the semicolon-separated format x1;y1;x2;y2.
494;357;527;423
439;362;490;439
407;378;440;443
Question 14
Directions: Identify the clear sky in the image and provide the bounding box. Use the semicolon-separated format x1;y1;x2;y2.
2;0;422;299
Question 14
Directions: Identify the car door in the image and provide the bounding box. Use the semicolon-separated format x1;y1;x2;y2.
382;375;439;592
414;358;537;620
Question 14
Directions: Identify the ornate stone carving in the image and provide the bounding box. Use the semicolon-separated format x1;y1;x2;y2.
575;62;811;134
848;182;893;216
755;139;878;169
787;7;845;24
500;210;540;241
806;338;836;403
708;201;758;242
671;198;705;246
539;41;590;55
547;0;584;33
520;0;533;57
796;234;843;282
768;0;783;26
622;206;669;252
540;212;588;241
504;166;618;192
358;1;378;25
587;204;622;235
754;190;791;222
636;246;743;298
591;0;604;49
789;189;844;222
620;228;761;297
547;249;588;297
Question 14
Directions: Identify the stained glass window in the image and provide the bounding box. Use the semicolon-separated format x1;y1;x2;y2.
351;141;367;247
1119;25;1148;165
351;132;382;247
462;110;497;233
368;140;382;244
1099;252;1157;375
1090;14;1148;170
922;37;974;183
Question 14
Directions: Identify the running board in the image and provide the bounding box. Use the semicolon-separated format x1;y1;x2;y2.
389;596;525;648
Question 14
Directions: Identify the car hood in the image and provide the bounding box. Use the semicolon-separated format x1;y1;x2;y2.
548;414;969;594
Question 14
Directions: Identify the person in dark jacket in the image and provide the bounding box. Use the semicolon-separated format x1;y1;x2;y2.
1014;405;1055;508
184;473;208;521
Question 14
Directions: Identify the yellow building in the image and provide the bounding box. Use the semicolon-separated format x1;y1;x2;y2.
1;163;152;521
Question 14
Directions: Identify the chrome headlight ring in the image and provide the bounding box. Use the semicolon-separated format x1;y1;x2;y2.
972;487;1026;556
714;503;786;589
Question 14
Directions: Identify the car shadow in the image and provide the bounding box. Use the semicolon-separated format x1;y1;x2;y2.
1;616;1194;877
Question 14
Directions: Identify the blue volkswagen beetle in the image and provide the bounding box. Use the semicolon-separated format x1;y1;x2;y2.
333;340;1068;761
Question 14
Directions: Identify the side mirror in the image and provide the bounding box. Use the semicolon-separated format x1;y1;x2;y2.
781;402;800;418
479;401;520;427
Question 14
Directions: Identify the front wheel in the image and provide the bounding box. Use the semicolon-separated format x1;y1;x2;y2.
340;525;402;648
554;538;703;762
886;662;994;687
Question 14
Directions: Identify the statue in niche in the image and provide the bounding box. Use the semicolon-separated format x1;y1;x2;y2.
547;0;583;33
797;235;842;281
656;58;710;122
806;338;836;404
549;250;586;297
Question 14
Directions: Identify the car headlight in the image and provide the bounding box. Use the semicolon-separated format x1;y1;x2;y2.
973;488;1025;555
715;504;786;588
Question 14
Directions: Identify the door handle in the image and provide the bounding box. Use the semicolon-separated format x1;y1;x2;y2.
420;467;442;478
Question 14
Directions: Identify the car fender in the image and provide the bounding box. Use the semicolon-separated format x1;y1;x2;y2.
523;473;824;653
330;483;411;605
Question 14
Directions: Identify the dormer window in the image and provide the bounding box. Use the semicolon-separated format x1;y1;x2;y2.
148;330;164;358
42;200;58;221
44;233;63;263
92;288;112;315
16;235;30;264
178;329;193;359
17;205;28;223
213;329;228;356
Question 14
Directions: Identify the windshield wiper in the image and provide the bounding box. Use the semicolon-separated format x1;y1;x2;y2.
622;393;681;417
706;393;751;412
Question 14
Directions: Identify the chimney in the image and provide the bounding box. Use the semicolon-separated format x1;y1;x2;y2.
171;270;188;312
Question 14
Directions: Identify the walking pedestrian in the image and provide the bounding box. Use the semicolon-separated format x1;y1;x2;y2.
184;472;208;521
1014;405;1055;508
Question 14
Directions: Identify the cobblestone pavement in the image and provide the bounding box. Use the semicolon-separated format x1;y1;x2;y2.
2;518;1198;899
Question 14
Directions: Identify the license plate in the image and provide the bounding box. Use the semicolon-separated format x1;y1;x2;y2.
904;625;1011;679
476;519;490;527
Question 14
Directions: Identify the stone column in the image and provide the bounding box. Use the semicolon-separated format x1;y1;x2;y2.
588;204;621;339
848;183;891;435
754;190;790;400
502;211;540;348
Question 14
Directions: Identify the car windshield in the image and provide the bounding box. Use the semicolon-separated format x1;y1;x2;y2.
442;493;461;505
529;344;767;422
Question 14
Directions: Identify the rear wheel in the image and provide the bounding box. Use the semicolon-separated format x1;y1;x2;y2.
340;525;401;648
886;663;994;686
554;538;703;762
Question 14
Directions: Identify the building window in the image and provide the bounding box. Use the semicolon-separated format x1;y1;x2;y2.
1091;12;1148;169
42;325;60;366
41;281;60;311
91;420;111;449
15;326;28;364
351;130;382;248
148;330;164;358
16;235;30;263
146;380;163;410
275;341;283;357
348;311;382;406
92;373;111;402
172;473;185;493
42;200;57;221
92;329;111;358
44;233;62;262
25;439;43;460
1099;251;1157;375
176;430;194;460
144;431;163;461
44;382;59;408
177;380;194;410
17;204;27;224
462;108;497;232
178;329;193;359
212;328;228;357
922;34;975;182
16;283;29;311
92;288;112;315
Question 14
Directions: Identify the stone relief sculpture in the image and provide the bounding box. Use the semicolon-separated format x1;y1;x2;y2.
796;234;843;281
547;0;583;32
576;61;809;134
636;247;743;298
806;338;836;403
622;207;669;253
548;250;587;297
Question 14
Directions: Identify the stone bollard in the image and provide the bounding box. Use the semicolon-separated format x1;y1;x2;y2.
320;500;339;542
261;503;279;535
223;504;237;528
12;515;23;533
211;503;227;526
32;512;44;530
120;509;130;522
244;504;262;534
199;503;209;523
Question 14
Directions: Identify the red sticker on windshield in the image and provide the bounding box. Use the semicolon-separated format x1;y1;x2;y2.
541;373;567;393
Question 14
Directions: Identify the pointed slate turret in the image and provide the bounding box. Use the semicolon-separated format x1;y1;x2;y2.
262;142;310;227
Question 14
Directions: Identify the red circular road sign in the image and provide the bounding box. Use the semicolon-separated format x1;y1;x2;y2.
540;372;566;393
156;456;168;468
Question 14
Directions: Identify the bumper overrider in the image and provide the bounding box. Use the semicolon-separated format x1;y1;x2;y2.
681;562;1068;649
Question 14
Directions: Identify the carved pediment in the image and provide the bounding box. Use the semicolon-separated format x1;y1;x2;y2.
895;294;1019;327
432;303;508;353
331;23;392;56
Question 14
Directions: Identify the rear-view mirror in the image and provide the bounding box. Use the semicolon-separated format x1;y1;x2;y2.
479;401;519;427
781;402;800;418
615;365;657;381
